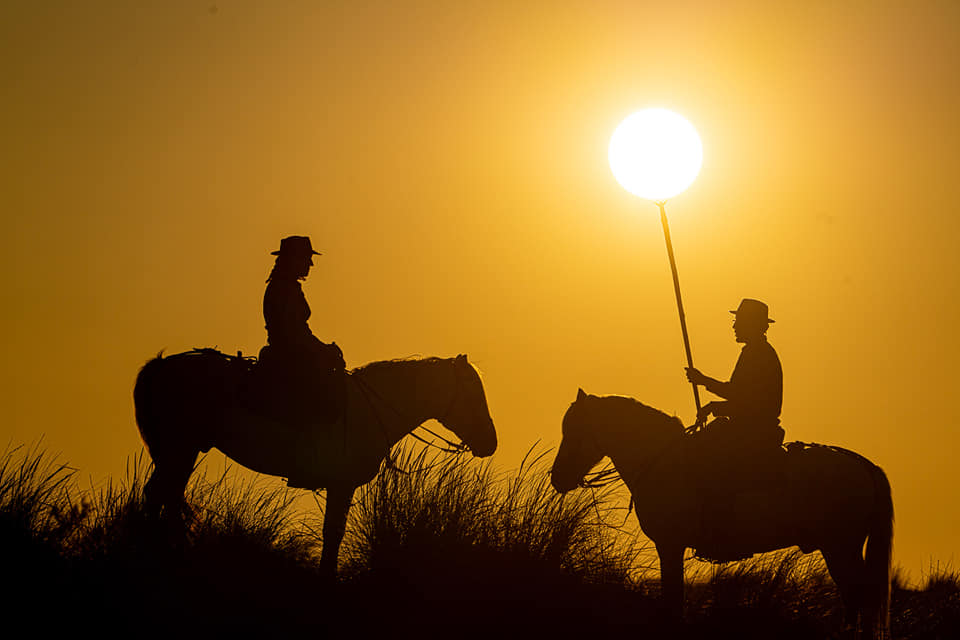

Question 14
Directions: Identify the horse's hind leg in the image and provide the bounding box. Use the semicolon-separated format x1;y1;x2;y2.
822;545;867;636
144;446;199;527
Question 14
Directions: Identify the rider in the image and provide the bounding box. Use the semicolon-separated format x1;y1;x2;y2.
259;235;346;429
683;298;783;558
685;298;783;450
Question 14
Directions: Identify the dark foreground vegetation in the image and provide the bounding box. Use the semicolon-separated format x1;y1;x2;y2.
1;441;957;639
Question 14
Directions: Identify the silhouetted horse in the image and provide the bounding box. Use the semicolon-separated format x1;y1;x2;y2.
134;351;497;577
551;390;892;639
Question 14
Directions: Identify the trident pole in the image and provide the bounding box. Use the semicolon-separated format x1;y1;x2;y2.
656;200;701;419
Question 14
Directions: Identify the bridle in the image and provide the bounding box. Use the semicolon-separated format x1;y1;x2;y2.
572;414;687;527
410;362;468;454
352;360;470;463
570;430;637;528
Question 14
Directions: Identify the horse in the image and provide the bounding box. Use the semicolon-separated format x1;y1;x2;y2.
550;389;893;639
133;350;497;577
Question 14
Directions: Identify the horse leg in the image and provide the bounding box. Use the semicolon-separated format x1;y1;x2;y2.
144;446;198;529
822;545;867;637
657;543;685;623
319;483;356;581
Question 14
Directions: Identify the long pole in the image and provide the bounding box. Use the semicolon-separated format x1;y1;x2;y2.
656;200;701;419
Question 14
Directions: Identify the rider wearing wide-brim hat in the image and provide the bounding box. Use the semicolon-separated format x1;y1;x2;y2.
683;298;784;557
685;298;783;441
260;236;345;429
264;236;323;350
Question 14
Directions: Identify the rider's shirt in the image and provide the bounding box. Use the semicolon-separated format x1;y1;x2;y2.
263;277;314;350
718;337;782;426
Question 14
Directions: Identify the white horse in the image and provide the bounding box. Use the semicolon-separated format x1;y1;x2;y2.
134;350;497;576
551;389;892;638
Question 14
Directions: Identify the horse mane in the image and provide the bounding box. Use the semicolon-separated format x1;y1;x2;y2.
590;395;684;432
570;394;684;441
350;356;452;376
788;441;883;470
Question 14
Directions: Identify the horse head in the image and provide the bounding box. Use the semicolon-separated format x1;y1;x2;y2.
551;388;606;493
436;355;497;457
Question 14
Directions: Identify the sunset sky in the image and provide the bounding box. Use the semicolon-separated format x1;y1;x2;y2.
3;1;958;579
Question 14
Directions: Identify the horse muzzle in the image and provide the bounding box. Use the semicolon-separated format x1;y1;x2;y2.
550;469;579;494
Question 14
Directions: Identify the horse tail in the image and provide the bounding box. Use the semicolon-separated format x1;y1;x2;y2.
135;351;212;520
134;352;167;456
864;463;893;639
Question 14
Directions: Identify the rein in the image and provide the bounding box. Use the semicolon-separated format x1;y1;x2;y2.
579;463;620;489
351;364;469;470
575;421;689;526
577;461;636;529
407;426;467;454
576;427;682;490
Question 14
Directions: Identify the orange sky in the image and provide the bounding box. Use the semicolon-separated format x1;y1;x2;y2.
2;1;958;580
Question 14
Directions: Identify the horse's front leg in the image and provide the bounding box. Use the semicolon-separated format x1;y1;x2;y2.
657;542;686;623
320;483;356;580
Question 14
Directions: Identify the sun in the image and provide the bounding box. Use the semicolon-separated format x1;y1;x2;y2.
608;108;703;201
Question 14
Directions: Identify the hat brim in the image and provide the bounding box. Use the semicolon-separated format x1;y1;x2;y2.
729;310;774;323
271;250;322;256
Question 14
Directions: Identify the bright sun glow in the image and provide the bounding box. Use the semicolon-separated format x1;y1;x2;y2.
608;108;703;201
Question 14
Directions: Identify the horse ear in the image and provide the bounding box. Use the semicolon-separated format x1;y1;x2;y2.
456;354;467;363
577;388;587;401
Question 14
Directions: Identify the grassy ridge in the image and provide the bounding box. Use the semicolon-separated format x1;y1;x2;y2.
341;445;647;581
1;441;957;638
338;445;655;636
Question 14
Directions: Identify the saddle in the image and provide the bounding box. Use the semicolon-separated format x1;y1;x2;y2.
246;346;347;431
185;347;345;491
686;426;790;563
174;343;342;433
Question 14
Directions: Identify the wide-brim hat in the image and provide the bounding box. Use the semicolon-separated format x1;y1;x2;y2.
271;235;321;256
730;298;774;323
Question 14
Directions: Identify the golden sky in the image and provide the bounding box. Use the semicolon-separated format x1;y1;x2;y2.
2;1;958;578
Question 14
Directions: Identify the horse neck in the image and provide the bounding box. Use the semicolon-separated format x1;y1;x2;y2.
353;359;455;442
594;401;681;475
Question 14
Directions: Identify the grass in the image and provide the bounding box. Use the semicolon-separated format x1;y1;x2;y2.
892;563;960;640
1;439;958;639
338;444;656;635
341;444;649;581
0;441;78;548
0;442;325;635
683;550;846;638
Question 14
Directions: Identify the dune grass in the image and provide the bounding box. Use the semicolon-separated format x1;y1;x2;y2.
341;444;650;583
0;441;79;550
681;550;845;638
1;439;958;638
892;562;960;639
0;442;324;634
335;444;657;635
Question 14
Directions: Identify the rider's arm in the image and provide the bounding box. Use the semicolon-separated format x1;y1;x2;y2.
710;400;732;416
700;347;749;400
687;367;734;399
702;376;733;399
